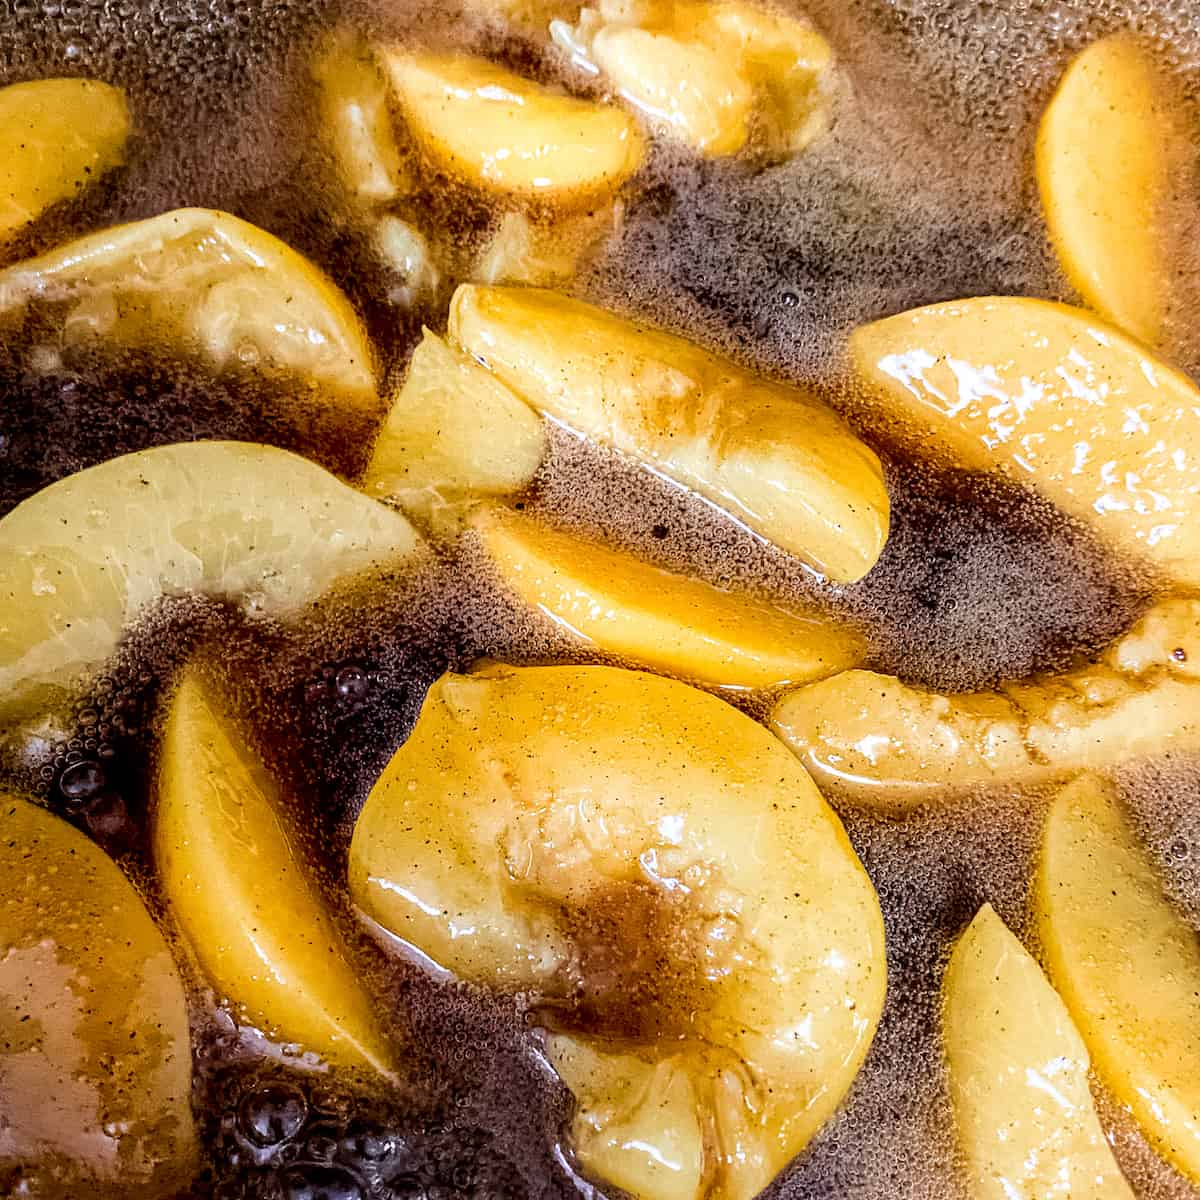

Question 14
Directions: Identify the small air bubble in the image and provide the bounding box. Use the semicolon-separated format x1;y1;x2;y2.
58;760;106;803
239;1083;308;1149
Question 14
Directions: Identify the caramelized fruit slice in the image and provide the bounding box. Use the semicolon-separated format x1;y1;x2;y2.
849;296;1200;587
156;666;393;1078
313;34;408;206
557;0;832;158
0;794;197;1197
378;51;645;201
450;284;889;582
771;596;1200;804
349;663;886;1200
942;904;1133;1200
1037;34;1177;345
1037;774;1200;1186
0;207;377;402
0;78;129;242
475;208;615;288
360;330;545;532
471;504;863;689
0;441;421;722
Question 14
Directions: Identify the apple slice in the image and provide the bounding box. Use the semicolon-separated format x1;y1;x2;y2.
450;284;890;582
471;503;863;689
770;596;1200;805
0;78;129;242
378;51;645;203
360;330;546;532
1037;34;1178;345
943;903;1133;1200
0;441;421;721
156;665;394;1079
0;208;378;403
849;296;1200;587
0;794;197;1196
349;663;886;1200
1037;773;1200;1186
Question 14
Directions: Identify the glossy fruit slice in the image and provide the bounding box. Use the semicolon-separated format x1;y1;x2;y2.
1037;34;1176;345
942;903;1133;1200
0;207;377;402
360;330;545;531
451;284;889;582
1037;774;1200;1186
0;794;197;1197
0;78;130;242
849;297;1200;587
349;663;886;1200
471;504;863;689
378;51;645;202
0;441;421;721
156;666;394;1078
771;596;1200;804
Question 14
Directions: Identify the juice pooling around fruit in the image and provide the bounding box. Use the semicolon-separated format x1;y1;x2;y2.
349;664;887;1200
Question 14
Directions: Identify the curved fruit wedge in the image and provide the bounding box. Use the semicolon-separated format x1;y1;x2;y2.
771;597;1200;805
350;663;886;1200
0;441;421;722
0;207;377;402
156;666;394;1078
377;51;645;202
1037;34;1178;345
0;78;130;242
556;0;832;158
451;284;889;582
314;35;408;206
1037;774;1200;1186
0;794;197;1196
942;903;1133;1200
470;504;863;689
849;296;1200;587
360;330;545;531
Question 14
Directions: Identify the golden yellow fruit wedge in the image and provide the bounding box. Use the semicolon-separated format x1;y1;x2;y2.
451;285;889;582
1037;774;1200;1186
0;794;197;1197
1037;34;1177;345
471;504;863;690
556;0;832;158
313;35;409;206
0;441;421;723
849;296;1200;588
360;330;545;532
0;207;377;403
377;51;645;202
156;666;394;1079
942;904;1133;1200
771;596;1200;805
474;208;615;288
0;78;130;242
349;663;886;1200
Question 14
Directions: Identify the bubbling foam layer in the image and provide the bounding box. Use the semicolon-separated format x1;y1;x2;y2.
0;0;1199;1197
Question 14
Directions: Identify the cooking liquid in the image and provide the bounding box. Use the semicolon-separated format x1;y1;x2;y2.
1;0;1200;1197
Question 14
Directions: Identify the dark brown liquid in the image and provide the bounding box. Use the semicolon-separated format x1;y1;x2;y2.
2;1;1200;1198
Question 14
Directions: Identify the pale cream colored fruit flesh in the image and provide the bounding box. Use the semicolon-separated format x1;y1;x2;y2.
1037;34;1175;345
450;284;889;582
360;330;546;532
0;207;377;402
378;51;645;202
0;794;197;1197
471;503;863;690
849;296;1200;587
1037;774;1200;1186
0;78;130;242
156;667;394;1078
771;596;1200;805
942;903;1133;1200
0;441;421;722
349;663;886;1200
